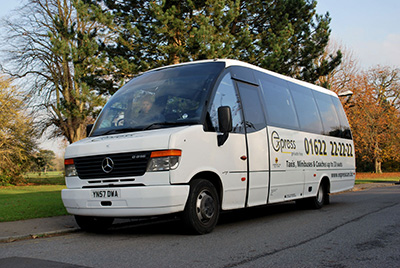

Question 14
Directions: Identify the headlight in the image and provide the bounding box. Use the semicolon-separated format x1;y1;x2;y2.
146;150;181;172
64;159;78;177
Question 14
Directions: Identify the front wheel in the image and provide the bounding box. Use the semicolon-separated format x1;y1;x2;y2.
182;179;220;235
74;215;114;232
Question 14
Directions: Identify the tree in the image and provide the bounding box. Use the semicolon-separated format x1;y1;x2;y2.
232;0;341;82
89;0;340;85
346;67;400;173
35;150;56;173
0;75;38;185
316;40;359;91
1;0;110;143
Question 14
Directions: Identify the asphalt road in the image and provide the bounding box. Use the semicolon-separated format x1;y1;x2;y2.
0;186;399;268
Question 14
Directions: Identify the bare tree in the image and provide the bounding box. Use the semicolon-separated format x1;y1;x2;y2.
1;0;110;143
317;40;360;93
367;65;400;109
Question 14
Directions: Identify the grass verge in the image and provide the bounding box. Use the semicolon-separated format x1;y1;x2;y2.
355;172;400;184
0;185;68;222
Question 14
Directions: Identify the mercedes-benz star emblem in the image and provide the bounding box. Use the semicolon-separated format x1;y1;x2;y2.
101;157;114;173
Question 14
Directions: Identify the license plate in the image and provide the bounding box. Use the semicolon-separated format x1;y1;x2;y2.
91;189;121;199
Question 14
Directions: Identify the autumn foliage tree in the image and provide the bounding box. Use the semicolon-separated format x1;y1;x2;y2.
345;67;400;173
318;41;400;173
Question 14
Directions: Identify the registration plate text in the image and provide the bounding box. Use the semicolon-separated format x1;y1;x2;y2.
91;190;120;199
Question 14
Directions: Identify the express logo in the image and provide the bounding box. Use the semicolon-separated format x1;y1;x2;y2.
271;131;296;152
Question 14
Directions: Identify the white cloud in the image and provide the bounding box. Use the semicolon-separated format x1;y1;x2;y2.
382;34;400;67
349;33;400;69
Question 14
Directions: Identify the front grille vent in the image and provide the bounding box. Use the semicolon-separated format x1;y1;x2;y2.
74;151;151;180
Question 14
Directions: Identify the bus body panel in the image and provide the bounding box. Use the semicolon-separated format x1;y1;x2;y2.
268;127;305;203
169;125;248;210
268;126;355;203
65;127;180;159
245;128;270;207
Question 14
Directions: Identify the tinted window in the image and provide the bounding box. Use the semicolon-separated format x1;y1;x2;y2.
236;82;266;133
230;66;257;85
289;83;324;134
256;72;299;130
208;73;244;133
331;97;352;139
313;91;341;137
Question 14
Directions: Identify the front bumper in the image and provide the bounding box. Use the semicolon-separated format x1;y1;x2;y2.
61;185;189;217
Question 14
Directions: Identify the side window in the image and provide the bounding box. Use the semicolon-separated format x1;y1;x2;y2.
313;91;341;137
256;72;299;130
236;82;266;133
289;83;324;134
331;97;352;139
208;73;244;133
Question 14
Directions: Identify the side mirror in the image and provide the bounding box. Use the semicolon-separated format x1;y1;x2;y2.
86;124;94;137
217;106;232;146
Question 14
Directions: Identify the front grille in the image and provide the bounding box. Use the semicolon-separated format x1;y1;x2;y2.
74;151;151;180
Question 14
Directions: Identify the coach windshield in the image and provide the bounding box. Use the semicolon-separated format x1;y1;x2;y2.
90;62;225;137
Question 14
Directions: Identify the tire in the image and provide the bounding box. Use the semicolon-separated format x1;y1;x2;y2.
182;179;220;235
74;215;114;232
309;182;327;209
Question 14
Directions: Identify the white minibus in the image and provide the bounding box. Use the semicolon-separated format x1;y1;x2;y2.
62;59;355;234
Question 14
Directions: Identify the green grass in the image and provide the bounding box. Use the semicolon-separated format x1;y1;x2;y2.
355;172;400;184
24;171;65;185
0;185;68;222
355;178;400;184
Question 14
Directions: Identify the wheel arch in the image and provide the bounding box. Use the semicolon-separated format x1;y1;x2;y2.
320;175;331;193
191;171;223;205
320;175;331;205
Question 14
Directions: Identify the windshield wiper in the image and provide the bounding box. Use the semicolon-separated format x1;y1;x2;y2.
95;127;143;136
142;121;198;130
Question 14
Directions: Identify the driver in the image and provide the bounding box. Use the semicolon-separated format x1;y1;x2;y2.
130;95;164;125
139;95;154;115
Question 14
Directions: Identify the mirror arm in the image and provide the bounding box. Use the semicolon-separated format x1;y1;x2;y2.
217;132;229;146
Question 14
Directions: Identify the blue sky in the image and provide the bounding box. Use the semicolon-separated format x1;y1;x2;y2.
1;0;399;69
316;0;400;69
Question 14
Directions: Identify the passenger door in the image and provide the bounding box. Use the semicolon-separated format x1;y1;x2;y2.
208;73;248;210
235;81;270;207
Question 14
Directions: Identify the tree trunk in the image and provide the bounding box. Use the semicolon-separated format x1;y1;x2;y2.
375;158;382;174
374;140;382;173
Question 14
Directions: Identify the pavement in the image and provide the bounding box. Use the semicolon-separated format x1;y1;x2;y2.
0;215;79;243
0;182;398;243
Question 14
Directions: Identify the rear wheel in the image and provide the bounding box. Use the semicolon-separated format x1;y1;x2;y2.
74;215;114;232
309;182;327;209
297;182;329;209
182;179;220;235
